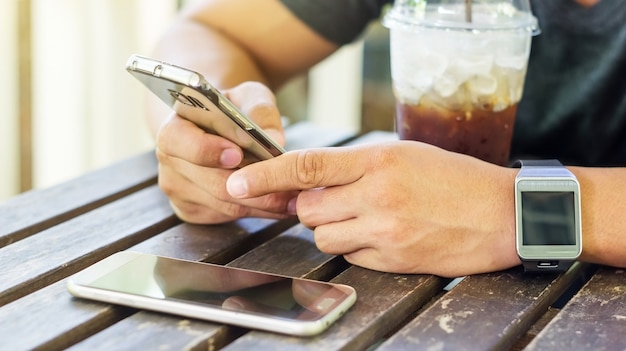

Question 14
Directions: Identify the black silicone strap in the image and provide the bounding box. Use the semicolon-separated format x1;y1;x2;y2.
521;259;574;273
513;159;563;168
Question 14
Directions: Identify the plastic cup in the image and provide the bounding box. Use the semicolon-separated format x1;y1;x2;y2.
383;0;540;165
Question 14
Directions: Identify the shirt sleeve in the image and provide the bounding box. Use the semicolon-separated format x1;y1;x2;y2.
279;0;392;45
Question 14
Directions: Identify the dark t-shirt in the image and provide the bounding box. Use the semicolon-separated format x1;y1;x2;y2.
279;0;626;166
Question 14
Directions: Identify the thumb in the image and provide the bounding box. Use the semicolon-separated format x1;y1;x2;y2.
226;147;366;198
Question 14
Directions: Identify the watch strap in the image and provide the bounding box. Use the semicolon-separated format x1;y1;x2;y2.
513;159;562;167
514;159;576;179
521;259;574;273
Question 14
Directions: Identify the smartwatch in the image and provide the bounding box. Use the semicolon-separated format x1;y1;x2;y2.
514;160;582;272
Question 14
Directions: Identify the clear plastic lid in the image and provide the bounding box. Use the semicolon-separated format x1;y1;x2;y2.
383;0;540;35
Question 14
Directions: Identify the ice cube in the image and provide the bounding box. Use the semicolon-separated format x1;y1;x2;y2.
416;49;448;77
391;44;448;101
467;74;497;95
434;73;462;98
455;55;494;77
393;82;424;105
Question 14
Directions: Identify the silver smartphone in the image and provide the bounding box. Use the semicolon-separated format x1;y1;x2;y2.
126;54;285;165
67;251;357;336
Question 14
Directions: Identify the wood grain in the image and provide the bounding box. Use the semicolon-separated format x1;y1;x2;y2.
375;263;595;351
0;185;177;307
0;281;134;351
0;151;158;248
525;267;626;351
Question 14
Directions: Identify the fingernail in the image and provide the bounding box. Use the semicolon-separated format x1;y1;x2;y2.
220;148;241;168
287;197;297;215
227;174;248;198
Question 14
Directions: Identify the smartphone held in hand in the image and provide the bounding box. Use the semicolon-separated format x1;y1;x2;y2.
126;54;285;165
67;251;357;336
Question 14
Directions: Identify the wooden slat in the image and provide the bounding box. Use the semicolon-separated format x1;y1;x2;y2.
0;185;176;307
0;151;158;248
226;223;343;278
509;307;560;350
129;217;297;264
0;281;134;351
525;266;626;351
69;310;242;351
375;263;595;351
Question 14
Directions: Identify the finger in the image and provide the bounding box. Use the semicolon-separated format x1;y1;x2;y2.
171;196;292;224
295;186;360;228
161;153;298;214
158;157;293;223
227;146;367;198
312;218;369;256
341;247;423;274
157;114;243;168
342;248;389;273
224;82;286;146
157;160;234;223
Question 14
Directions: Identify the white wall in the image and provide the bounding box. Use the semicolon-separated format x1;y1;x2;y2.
30;0;178;191
308;41;364;133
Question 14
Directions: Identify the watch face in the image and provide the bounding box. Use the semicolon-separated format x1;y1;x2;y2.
521;191;576;245
515;179;582;260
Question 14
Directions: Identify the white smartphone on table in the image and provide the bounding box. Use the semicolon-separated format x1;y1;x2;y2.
67;251;357;336
126;54;285;165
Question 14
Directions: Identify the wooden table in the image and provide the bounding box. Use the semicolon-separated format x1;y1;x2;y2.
1;122;624;351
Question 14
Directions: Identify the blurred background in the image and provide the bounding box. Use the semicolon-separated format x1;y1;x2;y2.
0;0;394;202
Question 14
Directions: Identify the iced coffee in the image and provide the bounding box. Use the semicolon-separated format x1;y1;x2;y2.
384;0;539;165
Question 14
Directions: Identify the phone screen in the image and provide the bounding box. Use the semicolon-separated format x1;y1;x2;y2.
71;253;355;324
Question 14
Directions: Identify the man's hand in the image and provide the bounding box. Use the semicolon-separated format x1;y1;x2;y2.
227;141;522;277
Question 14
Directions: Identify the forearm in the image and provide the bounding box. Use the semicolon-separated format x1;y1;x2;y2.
571;166;626;267
153;18;268;89
143;0;338;136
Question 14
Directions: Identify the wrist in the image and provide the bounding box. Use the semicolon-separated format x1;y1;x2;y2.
484;165;521;271
501;167;523;268
570;167;626;268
